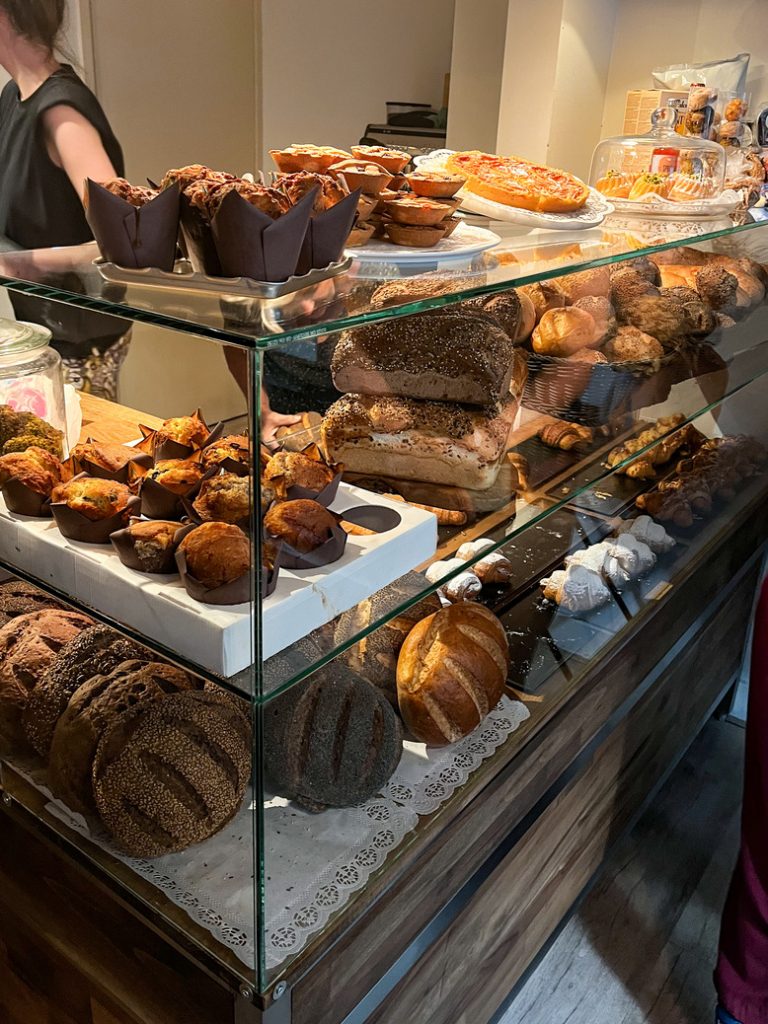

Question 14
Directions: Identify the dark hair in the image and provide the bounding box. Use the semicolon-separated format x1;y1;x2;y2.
0;0;66;53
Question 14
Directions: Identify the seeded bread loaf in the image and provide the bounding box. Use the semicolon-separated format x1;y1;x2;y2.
48;660;198;818
93;688;252;856
331;311;518;406
0;580;64;628
264;665;403;811
23;626;149;759
321;394;516;491
396;603;509;746
0;609;93;752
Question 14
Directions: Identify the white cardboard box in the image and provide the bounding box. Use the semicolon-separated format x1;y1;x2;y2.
0;484;437;680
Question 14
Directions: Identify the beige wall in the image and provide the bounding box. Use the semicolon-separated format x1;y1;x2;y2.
603;0;767;137
87;0;257;183
446;0;508;153
259;0;455;167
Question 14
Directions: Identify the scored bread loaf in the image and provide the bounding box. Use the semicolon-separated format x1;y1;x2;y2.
93;688;252;856
334;590;442;704
48;660;199;818
0;609;94;752
331;311;518;406
23;625;149;758
264;665;403;811
396;603;509;746
0;580;64;628
321;394;516;491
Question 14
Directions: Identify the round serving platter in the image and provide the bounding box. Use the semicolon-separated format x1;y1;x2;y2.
412;149;613;231
345;221;501;265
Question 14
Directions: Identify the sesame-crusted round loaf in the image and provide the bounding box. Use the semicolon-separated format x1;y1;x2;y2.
93;688;252;856
0;609;94;752
49;660;198;818
0;580;64;628
23;626;150;759
264;665;403;811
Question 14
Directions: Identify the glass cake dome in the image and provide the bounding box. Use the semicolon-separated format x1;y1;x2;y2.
589;107;726;208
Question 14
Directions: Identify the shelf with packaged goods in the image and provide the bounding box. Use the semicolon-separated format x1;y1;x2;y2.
1;220;766;350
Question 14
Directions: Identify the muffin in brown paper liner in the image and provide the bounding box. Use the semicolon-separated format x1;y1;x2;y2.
263;444;343;507
266;512;348;571
174;549;252;606
86;180;180;272
50;494;141;544
1;477;53;517
136;414;224;463
179;191;223;276
69;439;153;484
211;187;316;282
295;188;360;276
110;519;192;575
138;464;216;522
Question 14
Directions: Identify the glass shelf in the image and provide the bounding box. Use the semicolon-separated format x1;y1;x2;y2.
1;219;765;350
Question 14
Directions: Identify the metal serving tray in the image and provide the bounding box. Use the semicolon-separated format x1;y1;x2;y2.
94;255;353;300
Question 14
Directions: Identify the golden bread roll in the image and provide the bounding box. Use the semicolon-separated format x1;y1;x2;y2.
532;307;599;357
520;281;566;322
516;290;536;341
396;603;509;746
557;266;611;303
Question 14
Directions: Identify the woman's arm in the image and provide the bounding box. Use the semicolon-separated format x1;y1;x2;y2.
0;105;117;280
42;104;118;198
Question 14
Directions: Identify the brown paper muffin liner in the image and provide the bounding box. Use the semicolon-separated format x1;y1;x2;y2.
270;520;347;570
50;495;141;544
285;471;342;507
1;478;53;517
71;442;154;485
214;455;251;478
109;519;192;575
86;180;181;271
137;417;225;463
174;549;252;606
211;187;317;282
139;466;216;521
295;189;361;276
179;495;252;534
179;193;223;276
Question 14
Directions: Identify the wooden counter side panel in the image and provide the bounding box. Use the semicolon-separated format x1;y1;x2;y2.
291;500;767;1024
0;814;235;1024
366;564;758;1024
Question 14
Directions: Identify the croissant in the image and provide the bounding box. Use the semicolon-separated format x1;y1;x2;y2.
539;421;594;451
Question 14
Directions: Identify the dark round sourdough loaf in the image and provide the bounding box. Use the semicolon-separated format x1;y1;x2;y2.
334;591;442;705
93;688;252;856
0;580;64;627
23;626;149;759
264;666;403;811
0;609;94;752
48;660;199;818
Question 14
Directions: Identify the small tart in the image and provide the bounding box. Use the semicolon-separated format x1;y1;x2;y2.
328;160;392;195
405;171;466;198
628;172;671;201
595;170;634;199
350;145;411;174
384;223;446;247
347;221;375;247
440;216;461;238
383;196;453;226
269;144;352;174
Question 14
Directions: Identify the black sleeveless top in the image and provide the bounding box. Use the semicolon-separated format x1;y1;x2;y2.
0;65;124;248
0;66;128;357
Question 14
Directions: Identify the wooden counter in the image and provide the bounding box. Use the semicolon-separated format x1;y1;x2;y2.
0;394;765;1024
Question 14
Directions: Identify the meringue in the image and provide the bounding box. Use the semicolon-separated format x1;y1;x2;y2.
616;515;675;554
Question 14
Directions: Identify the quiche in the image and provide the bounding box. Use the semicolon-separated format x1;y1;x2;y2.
445;150;590;213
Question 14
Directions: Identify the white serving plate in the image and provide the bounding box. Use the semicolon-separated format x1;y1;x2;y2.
346;221;501;265
607;190;741;219
0;483;437;682
412;149;612;230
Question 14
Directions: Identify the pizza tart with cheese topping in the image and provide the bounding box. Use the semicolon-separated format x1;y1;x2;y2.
445;150;590;213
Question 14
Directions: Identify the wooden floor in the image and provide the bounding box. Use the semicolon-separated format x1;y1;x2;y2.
497;718;745;1024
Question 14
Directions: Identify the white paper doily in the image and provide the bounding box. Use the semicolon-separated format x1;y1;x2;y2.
33;696;530;970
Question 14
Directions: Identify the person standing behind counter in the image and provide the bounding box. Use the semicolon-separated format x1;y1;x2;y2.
0;0;131;399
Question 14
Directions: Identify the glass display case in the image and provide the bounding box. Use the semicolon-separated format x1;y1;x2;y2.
1;215;767;1018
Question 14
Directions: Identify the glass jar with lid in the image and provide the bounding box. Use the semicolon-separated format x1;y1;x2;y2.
0;317;67;445
589;106;726;210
